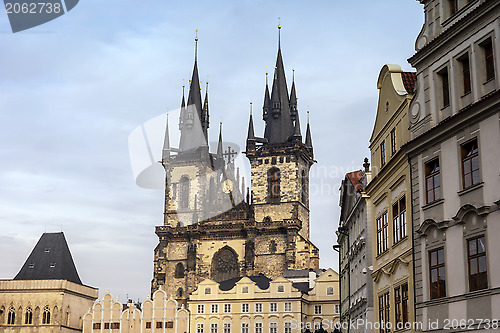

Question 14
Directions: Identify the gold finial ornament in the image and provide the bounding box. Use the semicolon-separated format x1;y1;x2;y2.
195;29;198;41
278;17;281;29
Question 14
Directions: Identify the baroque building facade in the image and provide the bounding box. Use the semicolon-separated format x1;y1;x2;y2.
151;28;319;306
337;165;374;333
0;232;98;333
188;269;340;333
406;0;500;331
365;65;416;333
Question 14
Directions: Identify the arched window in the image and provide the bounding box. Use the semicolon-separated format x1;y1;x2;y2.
42;306;51;324
179;176;190;209
175;262;185;278
177;288;183;298
269;240;277;254
211;246;239;282
25;307;33;325
7;307;15;325
301;170;307;204
267;168;280;201
327;287;334;295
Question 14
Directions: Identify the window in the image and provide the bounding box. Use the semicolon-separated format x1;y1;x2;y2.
284;302;292;312
177;287;183;298
468;236;488;291
425;158;441;203
429;248;446;299
179;176;190;208
378;292;390;333
242;323;249;333
255;303;263;313
380;141;386;166
105;322;110;329
270;303;278;312
241;303;249;313
390;128;396;155
205;287;211;295
25;307;33;325
42;306;51;324
211;323;218;333
255;322;263;333
224;304;232;313
197;323;205;333
268;168;281;200
393;196;407;244
197;304;205;314
211;304;218;314
438;67;450;108
284;322;291;333
301;170;307;204
224;323;231;333
377;212;388;255
269;240;277;254
111;323;120;329
7;307;15;325
172;183;177;201
242;286;249;293
459;53;471;95
314;305;322;315
335;304;340;314
93;323;102;329
449;0;458;16
156;322;163;329
277;285;284;292
395;283;409;326
175;262;185;278
327;286;334;295
146;322;152;329
269;323;277;333
461;139;480;188
166;322;174;328
483;39;495;81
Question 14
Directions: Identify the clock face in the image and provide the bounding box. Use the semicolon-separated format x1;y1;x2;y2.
222;179;233;194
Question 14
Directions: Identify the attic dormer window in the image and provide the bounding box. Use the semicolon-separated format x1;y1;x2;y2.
29;264;34;269
50;263;56;268
45;248;50;253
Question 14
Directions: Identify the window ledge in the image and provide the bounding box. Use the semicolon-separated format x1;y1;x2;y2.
458;182;483;196
440;105;450;111
392;236;408;249
422;198;444;211
375;250;389;260
460;91;472;98
483;77;495;85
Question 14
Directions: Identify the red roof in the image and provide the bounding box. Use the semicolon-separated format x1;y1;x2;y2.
401;72;417;94
346;170;364;192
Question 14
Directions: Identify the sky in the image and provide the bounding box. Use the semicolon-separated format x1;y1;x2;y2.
0;0;424;303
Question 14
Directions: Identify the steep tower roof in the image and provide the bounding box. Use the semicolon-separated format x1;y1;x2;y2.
264;26;294;144
202;81;210;138
289;69;297;121
305;111;313;148
14;232;83;285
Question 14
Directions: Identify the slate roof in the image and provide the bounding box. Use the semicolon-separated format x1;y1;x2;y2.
218;275;272;291
292;282;310;294
14;232;83;285
401;71;417;95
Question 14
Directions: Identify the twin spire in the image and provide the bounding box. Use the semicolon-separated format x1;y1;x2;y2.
247;23;313;150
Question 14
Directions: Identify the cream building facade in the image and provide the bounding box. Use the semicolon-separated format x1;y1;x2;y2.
83;289;189;333
0;232;98;333
188;270;340;333
406;0;500;331
366;65;416;333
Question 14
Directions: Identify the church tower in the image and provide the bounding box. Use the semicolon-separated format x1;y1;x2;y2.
152;28;318;306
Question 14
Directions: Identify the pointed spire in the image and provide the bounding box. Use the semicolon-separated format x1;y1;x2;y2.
163;112;170;159
194;30;198;62
263;72;271;119
247;102;255;141
278;17;281;49
217;122;223;157
202;80;210;138
178;84;186;130
290;67;298;121
305;110;313;148
187;30;203;120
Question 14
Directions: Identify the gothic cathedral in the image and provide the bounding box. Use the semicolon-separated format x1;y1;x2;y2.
152;28;319;305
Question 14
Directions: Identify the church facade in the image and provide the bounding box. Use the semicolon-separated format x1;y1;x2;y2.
151;28;319;306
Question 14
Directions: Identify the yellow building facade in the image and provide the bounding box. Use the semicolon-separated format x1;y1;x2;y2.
366;65;416;333
188;270;340;333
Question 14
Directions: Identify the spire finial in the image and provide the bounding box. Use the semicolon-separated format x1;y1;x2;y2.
292;65;295;83
265;69;269;86
250;101;253;116
194;30;199;62
307;109;310;123
278;17;281;48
